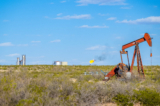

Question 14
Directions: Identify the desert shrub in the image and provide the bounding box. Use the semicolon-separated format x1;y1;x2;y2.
2;67;7;70
94;83;109;103
48;80;60;98
92;74;104;81
28;84;46;95
60;80;74;97
156;85;160;93
8;67;15;71
77;75;84;81
151;73;160;82
129;73;141;82
0;73;30;106
16;99;33;106
78;82;100;105
134;88;160;106
21;67;28;71
113;88;160;106
83;75;94;81
108;80;135;96
77;75;93;82
47;77;76;105
113;94;134;106
0;65;160;106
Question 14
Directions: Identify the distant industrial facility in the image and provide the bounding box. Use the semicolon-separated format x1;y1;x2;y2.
54;61;68;66
62;62;68;65
17;55;26;65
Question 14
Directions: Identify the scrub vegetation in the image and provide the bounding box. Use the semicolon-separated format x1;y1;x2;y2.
0;65;160;106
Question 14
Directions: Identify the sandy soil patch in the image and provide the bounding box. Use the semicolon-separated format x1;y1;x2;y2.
0;70;9;72
97;81;106;84
15;70;20;72
88;80;94;83
96;103;117;106
96;103;140;106
70;78;77;83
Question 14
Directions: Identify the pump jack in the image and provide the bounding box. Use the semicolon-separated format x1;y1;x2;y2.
104;33;152;80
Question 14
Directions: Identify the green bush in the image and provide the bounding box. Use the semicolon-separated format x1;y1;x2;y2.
134;88;160;106
113;94;134;106
113;89;160;106
17;99;33;106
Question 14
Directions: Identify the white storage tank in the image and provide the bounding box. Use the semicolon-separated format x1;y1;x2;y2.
62;62;68;66
17;57;20;65
54;61;61;65
22;55;26;65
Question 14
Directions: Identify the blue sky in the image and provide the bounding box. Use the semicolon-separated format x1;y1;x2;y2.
0;0;160;65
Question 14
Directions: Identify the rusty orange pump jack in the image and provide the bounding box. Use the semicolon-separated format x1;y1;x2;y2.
104;33;152;80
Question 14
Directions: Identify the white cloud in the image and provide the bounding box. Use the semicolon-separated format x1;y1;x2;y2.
109;51;119;54
76;0;127;6
55;14;91;19
44;16;49;19
120;6;132;9
107;17;117;20
116;16;160;24
98;13;109;16
0;59;6;63
3;20;9;22
154;6;157;8
3;34;8;36
57;13;62;16
50;39;61;43
0;42;29;47
61;1;66;3
80;25;109;28
6;53;20;57
31;41;41;43
151;34;157;36
0;42;13;46
86;45;106;50
115;37;121;39
17;44;28;46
